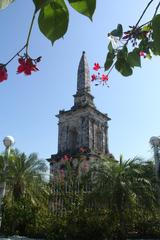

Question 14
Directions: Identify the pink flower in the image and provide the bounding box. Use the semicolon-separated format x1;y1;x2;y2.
93;63;101;71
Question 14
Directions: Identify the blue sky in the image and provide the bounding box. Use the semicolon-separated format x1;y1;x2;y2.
0;0;160;161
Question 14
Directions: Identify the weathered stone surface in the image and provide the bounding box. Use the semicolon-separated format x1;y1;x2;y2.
77;51;90;93
57;106;110;155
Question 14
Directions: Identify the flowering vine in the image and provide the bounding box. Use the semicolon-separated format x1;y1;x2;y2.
0;9;41;83
51;147;91;183
91;63;109;87
91;0;160;86
0;0;96;84
2;1;160;86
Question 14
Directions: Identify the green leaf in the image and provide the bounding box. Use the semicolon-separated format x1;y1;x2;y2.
0;0;15;9
149;41;160;55
104;52;115;71
110;24;123;38
139;38;149;52
68;0;96;20
108;42;114;53
142;25;151;32
38;0;69;44
127;48;141;67
146;53;152;59
115;60;133;76
33;0;52;12
117;46;128;60
152;14;160;55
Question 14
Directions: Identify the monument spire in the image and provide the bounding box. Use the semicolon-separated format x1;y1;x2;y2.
73;51;95;108
48;51;111;175
77;51;90;93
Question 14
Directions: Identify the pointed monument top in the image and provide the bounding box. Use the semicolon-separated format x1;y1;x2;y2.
77;51;90;93
73;52;95;109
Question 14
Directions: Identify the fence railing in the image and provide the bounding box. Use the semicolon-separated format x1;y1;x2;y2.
50;180;94;216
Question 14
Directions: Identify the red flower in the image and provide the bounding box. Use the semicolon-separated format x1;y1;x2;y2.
93;63;101;71
91;74;97;81
63;155;70;161
0;65;8;83
101;74;109;82
17;57;39;75
139;51;146;57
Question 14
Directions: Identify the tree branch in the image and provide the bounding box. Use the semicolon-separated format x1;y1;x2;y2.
135;0;155;28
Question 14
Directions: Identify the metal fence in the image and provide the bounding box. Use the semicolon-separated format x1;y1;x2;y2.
50;180;94;216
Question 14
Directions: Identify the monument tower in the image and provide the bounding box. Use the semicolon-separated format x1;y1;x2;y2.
48;52;111;173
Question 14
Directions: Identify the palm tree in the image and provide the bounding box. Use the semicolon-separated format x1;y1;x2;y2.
91;155;157;240
0;149;50;234
5;149;48;202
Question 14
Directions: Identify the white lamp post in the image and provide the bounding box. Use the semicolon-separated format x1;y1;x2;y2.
0;136;15;228
3;136;15;156
149;136;160;179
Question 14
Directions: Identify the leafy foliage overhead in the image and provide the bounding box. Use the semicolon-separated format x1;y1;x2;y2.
3;0;160;84
38;0;69;44
34;0;96;44
102;2;160;78
0;0;96;83
91;1;160;85
0;0;96;45
68;0;96;20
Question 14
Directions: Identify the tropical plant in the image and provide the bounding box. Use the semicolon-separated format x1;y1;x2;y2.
90;155;158;240
5;149;48;201
0;149;51;235
1;151;160;238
